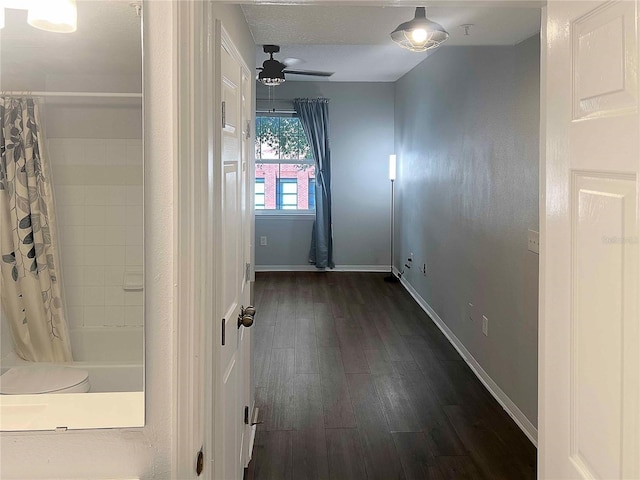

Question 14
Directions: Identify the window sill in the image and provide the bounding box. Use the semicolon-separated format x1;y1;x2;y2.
255;211;315;221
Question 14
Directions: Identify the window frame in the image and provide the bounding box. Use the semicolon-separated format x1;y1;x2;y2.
254;112;316;217
255;178;265;210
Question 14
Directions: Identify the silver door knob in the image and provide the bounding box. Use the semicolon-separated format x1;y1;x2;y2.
238;305;256;328
238;314;254;328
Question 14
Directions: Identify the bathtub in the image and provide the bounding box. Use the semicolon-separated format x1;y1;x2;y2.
1;326;143;393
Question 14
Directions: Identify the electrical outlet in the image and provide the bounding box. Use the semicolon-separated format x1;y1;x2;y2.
482;315;489;336
527;229;539;254
260;236;267;246
466;302;474;321
405;253;413;269
421;263;427;276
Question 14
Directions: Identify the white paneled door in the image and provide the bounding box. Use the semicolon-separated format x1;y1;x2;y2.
213;23;253;480
541;1;639;478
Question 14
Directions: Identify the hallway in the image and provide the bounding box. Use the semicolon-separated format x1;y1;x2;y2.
246;272;536;480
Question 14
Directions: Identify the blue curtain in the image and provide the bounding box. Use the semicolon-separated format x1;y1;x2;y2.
293;98;334;269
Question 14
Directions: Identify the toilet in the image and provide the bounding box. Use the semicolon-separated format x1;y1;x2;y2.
0;366;90;394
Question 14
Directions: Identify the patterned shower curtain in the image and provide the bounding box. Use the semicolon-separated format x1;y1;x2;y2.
0;97;73;362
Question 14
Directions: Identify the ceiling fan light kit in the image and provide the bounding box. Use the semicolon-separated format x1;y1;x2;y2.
258;69;285;86
390;7;449;52
257;44;333;86
258;45;286;86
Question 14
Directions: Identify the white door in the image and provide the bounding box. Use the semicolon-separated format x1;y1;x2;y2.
212;23;254;480
541;1;639;478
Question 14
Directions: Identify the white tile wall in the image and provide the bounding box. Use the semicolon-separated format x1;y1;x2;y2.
51;138;143;329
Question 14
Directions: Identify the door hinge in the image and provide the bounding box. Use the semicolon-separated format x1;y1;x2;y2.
221;318;225;346
246;262;251;280
222;101;226;128
246;120;251;139
196;448;204;476
244;405;249;425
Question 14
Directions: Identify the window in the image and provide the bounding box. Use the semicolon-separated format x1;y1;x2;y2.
255;178;265;210
255;115;315;212
308;179;316;210
278;179;298;209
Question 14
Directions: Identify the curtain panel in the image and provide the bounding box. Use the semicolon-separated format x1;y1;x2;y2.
293;98;334;269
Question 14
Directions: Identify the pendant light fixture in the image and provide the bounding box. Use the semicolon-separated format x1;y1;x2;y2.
390;7;449;52
27;0;77;33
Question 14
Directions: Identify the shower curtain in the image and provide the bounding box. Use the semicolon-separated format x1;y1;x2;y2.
0;97;73;362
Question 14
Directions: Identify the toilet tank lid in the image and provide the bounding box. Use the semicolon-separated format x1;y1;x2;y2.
0;366;89;394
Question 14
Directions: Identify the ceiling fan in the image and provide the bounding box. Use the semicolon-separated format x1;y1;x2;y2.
257;45;334;86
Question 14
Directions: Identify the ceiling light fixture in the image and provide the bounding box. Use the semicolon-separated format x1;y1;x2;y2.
257;45;286;86
390;7;449;53
258;69;285;87
27;0;77;33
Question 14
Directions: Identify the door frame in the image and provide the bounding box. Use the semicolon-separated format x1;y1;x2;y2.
173;1;210;478
537;4;548;477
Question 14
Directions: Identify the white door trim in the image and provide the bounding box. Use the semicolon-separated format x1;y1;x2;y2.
537;4;548;477
173;1;210;478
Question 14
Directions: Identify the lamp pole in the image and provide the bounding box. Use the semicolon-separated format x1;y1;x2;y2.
385;155;399;283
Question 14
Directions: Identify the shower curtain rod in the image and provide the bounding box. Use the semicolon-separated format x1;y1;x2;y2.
1;91;142;99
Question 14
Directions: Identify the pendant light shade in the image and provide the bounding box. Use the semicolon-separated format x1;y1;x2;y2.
390;7;449;52
27;0;77;33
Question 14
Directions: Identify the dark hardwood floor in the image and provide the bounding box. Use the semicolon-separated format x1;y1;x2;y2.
245;272;536;480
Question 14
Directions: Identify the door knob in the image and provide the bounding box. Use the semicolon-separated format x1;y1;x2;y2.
238;314;254;328
238;305;256;328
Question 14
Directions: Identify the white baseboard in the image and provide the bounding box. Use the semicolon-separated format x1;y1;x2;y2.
255;264;389;273
255;265;321;272
334;265;389;272
399;275;538;447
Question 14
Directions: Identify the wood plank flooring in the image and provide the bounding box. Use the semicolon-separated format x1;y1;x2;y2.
246;272;536;480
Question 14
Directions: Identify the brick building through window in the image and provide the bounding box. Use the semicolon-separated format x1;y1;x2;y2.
255;115;315;211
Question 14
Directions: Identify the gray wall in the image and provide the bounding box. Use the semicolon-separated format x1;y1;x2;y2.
394;36;540;426
255;81;395;269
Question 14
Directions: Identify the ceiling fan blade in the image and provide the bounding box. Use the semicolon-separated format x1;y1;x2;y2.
282;57;304;67
283;69;334;77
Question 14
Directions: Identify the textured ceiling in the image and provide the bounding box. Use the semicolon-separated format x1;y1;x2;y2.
244;4;541;82
1;0;142;88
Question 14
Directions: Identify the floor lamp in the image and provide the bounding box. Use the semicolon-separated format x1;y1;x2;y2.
384;154;399;283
